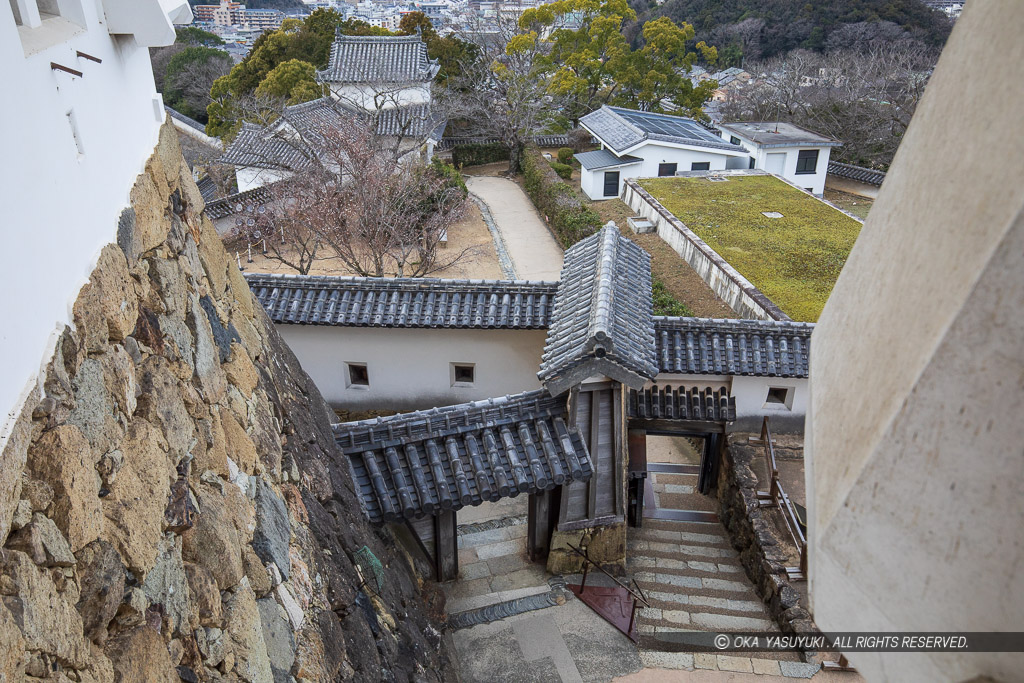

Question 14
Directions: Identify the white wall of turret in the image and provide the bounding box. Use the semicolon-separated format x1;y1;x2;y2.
0;0;191;450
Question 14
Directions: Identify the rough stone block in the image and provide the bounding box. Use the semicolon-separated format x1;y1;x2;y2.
717;655;754;673
751;658;783;676
252;480;291;581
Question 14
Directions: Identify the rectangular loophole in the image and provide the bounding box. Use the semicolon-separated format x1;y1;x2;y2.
764;386;792;410
451;363;474;387
347;362;369;388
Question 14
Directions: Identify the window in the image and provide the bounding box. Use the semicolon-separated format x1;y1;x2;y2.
795;149;819;175
730;136;741;146
451;363;475;387
764;387;792;409
691;162;711;171
346;363;369;388
657;163;677;177
10;0;86;54
603;171;620;197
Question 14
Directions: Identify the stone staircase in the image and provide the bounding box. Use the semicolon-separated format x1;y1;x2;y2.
628;470;822;678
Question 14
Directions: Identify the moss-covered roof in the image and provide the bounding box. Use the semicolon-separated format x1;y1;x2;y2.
639;175;862;322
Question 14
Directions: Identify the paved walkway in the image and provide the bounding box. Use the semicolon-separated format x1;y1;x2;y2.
465;176;564;281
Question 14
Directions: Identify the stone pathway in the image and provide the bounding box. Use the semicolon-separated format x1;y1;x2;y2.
465;176;564;281
628;469;819;679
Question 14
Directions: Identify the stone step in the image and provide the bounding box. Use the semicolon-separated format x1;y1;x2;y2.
639;518;723;533
644;590;766;614
632;572;754;595
628;539;738;560
639;608;775;631
636;649;816;676
630;527;731;547
628;557;743;575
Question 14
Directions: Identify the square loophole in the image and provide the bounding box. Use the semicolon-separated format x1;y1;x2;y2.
451;363;475;387
347;362;369;388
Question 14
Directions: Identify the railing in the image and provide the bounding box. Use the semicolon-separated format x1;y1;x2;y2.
749;417;807;580
567;542;649;640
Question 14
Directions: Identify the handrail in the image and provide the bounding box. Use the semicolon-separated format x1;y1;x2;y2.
567;542;649;607
750;417;807;576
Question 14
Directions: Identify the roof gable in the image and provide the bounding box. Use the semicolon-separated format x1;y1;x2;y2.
318;34;439;84
538;223;658;394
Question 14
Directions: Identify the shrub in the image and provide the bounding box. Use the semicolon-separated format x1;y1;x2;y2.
556;147;574;165
550;162;573;180
451;143;509;168
651;279;694;317
520;147;601;248
568;128;593;153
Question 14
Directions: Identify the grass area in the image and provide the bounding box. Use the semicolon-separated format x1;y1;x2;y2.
640;175;862;322
824;188;873;221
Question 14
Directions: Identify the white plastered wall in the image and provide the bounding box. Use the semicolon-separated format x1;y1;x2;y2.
0;1;180;450
276;326;548;411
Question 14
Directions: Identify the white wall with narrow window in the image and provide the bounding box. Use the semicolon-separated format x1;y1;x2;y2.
0;0;190;450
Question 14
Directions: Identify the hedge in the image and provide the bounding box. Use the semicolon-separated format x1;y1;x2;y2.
550;162;573;180
556;147;574;164
521;146;602;248
451;143;510;168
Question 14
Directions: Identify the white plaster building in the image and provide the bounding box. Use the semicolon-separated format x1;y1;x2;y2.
221;33;445;191
0;0;191;449
717;121;841;196
577;106;749;200
245;274;811;431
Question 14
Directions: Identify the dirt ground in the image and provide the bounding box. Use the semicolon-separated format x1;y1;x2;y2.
232;199;503;279
823;188;873;221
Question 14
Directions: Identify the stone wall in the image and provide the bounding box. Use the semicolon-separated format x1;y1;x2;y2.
0;122;452;682
621;178;789;322
716;436;821;651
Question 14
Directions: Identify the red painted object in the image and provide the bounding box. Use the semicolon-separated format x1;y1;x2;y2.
568;582;641;643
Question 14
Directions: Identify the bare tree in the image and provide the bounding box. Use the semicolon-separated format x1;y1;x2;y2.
720;44;937;169
223;181;330;275
222;99;471;277
440;14;557;173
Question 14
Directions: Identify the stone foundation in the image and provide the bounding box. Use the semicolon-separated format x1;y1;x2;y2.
547;522;626;576
0;121;452;682
717;436;822;652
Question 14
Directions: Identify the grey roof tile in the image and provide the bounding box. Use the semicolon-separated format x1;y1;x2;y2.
581;106;746;154
827;161;886;186
318;34;439;84
334;390;592;523
653;316;814;378
218;98;445;171
538;223;658;394
628;385;736;421
164;105;206;133
204;185;273;219
246;273;558;329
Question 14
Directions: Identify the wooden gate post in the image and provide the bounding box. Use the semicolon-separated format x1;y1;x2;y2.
434;510;458;581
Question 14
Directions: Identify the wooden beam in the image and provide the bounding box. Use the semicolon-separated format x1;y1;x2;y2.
434;510;458;582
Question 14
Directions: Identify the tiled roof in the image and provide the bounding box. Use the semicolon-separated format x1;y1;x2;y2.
538;223;658;395
164;105;205;133
219;123;317;171
334;390;592;523
246;274;558;329
653;317;814;378
628;385;736;422
580;106;746;155
196;176;218;203
574;149;642;171
204;185;273;220
827;161;886;186
218;99;445;170
318;34;439;84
